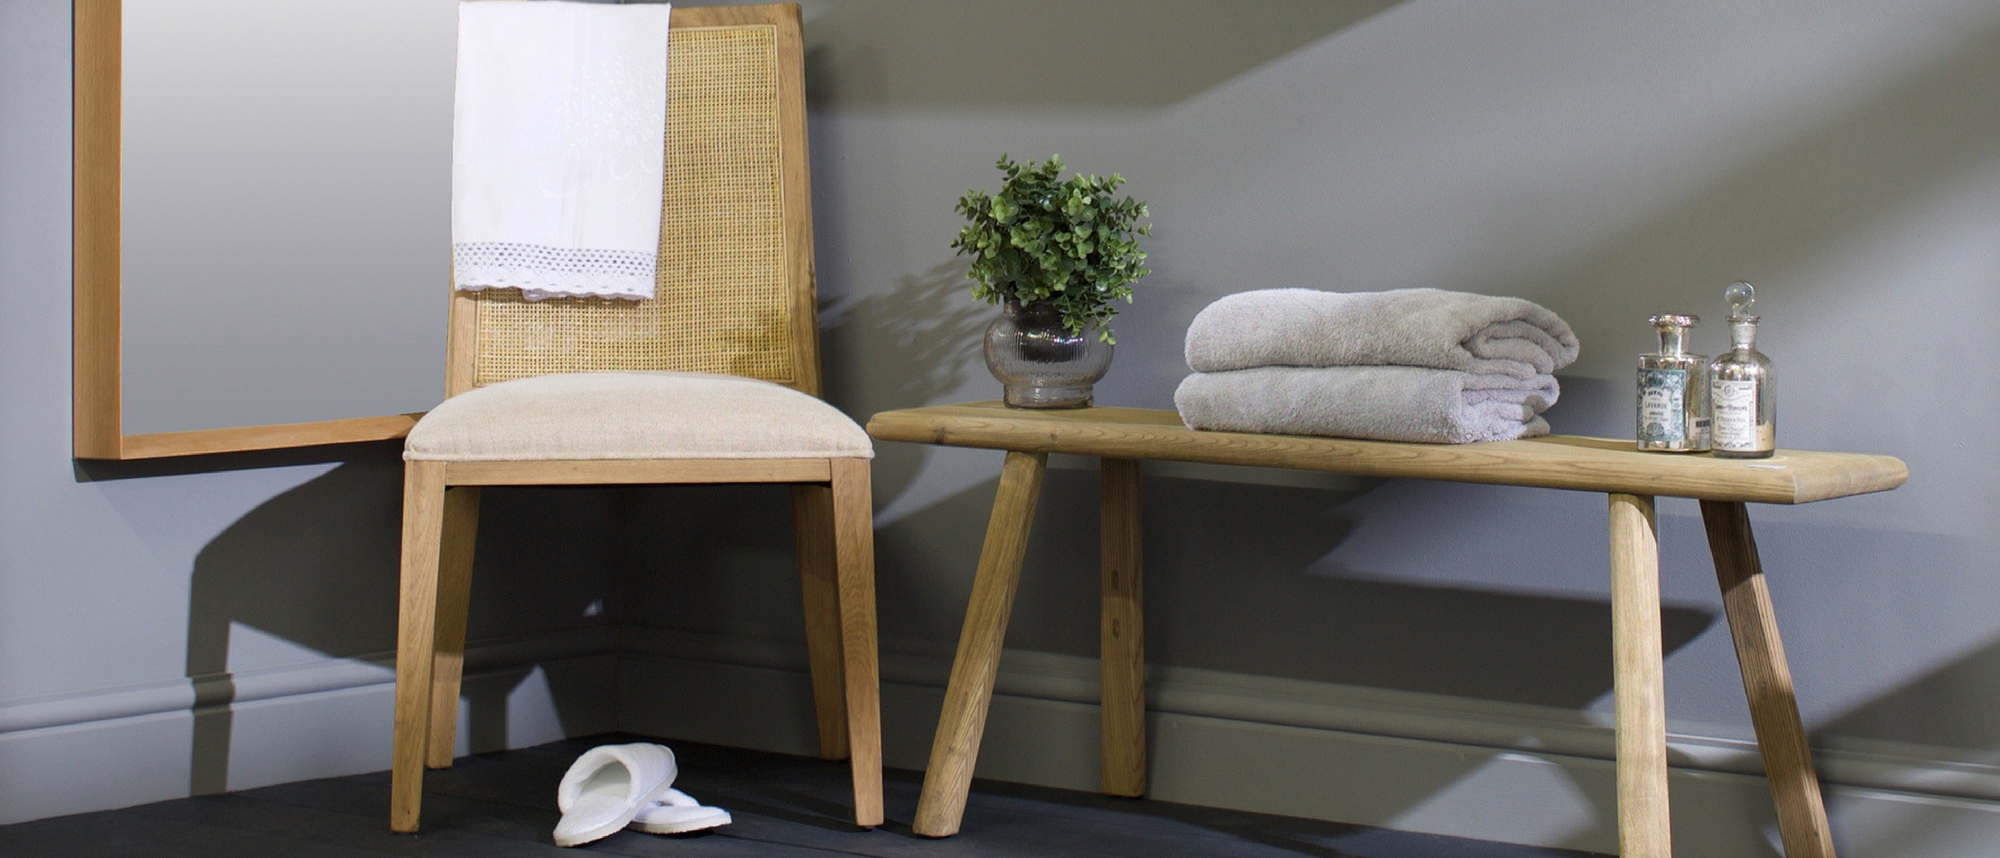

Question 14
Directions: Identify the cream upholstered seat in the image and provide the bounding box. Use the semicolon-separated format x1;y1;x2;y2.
404;372;874;462
390;5;882;836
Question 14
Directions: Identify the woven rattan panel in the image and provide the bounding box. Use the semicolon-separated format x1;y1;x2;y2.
473;25;794;388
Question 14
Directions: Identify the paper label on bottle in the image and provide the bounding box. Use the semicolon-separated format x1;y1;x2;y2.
1712;378;1761;451
1638;368;1686;445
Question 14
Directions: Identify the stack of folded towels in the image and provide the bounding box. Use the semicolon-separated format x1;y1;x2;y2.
1174;288;1580;444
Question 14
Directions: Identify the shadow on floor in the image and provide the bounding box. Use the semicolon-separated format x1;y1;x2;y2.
80;442;619;796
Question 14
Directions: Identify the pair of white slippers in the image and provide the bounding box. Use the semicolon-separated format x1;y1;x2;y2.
552;742;732;847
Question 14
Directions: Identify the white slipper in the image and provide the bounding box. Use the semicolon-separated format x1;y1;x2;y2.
552;743;678;847
628;787;732;835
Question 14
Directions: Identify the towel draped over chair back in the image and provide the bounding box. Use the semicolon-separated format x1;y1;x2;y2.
448;9;821;399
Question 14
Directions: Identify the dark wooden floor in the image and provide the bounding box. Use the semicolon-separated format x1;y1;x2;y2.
0;735;1606;857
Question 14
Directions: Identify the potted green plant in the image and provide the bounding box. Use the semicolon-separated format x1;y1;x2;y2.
953;154;1152;408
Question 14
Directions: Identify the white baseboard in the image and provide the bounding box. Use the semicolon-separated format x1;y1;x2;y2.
7;621;2000;857
0;626;618;824
620;627;2000;858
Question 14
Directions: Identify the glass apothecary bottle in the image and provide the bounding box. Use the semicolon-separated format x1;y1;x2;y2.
1709;282;1775;458
1637;314;1709;452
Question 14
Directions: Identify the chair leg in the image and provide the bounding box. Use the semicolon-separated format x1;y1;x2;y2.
1701;500;1838;858
425;486;480;769
913;450;1048;837
828;458;883;827
391;461;448;833
1608;493;1671;858
1099;458;1146;798
790;482;851;762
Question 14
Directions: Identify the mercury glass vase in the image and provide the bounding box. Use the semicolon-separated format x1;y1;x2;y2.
984;298;1113;408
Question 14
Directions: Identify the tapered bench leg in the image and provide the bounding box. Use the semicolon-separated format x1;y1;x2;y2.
1701;500;1837;858
1100;458;1146;797
1609;493;1671;858
913;451;1048;837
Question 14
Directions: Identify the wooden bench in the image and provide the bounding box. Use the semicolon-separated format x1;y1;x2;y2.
867;401;1907;857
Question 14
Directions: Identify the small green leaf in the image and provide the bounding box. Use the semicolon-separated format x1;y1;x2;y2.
951;154;1152;341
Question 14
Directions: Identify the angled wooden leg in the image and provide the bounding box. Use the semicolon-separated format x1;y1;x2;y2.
913;450;1048;837
1701;500;1837;858
829;458;883;827
1099;458;1146;798
1608;493;1670;858
426;486;480;769
391;461;447;833
791;482;851;762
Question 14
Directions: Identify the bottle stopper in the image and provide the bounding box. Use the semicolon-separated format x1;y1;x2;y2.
1724;281;1756;320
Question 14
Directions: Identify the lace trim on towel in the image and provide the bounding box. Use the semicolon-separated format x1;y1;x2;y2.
453;242;657;301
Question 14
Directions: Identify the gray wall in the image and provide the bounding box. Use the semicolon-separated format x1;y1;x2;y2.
1;0;617;819
5;0;2000;854
643;0;2000;852
789;0;1999;763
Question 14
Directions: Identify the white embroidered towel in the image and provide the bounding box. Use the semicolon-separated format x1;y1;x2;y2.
452;1;672;301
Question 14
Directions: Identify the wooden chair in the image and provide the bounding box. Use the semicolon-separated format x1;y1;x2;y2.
388;4;882;833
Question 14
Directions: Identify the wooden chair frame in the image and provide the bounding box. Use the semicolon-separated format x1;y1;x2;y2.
389;4;882;833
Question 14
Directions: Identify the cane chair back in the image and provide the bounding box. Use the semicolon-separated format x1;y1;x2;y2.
445;6;821;399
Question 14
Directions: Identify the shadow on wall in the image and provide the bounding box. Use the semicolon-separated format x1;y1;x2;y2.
873;465;1715;706
1503;11;2000;822
82;444;616;795
862;463;1716;851
612;482;806;643
818;260;992;504
1824;640;2000;755
1813;634;2000;854
1504;19;2000;385
800;0;1402;107
427;263;981;705
1541;377;1630;440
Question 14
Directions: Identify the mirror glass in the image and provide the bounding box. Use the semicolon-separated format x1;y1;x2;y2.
119;0;457;434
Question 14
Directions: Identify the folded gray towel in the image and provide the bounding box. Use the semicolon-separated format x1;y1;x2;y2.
1184;288;1580;379
1174;366;1558;444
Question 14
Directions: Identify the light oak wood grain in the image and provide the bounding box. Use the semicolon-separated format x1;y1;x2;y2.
671;3;794;27
1099;458;1147;798
1609;493;1669;858
425;487;481;770
772;4;822;400
390;461;446;833
72;0;123;460
866;403;1906;504
441;458;831;486
444;290;479;400
116;414;421;459
913;451;1048;837
791;482;851;762
1702;500;1838;858
829;458;884;827
879;402;1903;844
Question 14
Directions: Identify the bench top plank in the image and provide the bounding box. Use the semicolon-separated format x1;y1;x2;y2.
866;402;1907;504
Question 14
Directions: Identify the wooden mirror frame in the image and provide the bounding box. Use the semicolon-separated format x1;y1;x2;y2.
72;0;425;460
